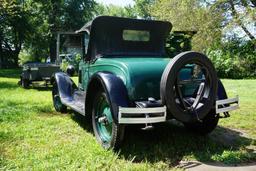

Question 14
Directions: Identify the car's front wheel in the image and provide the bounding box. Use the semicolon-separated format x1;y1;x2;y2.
52;82;67;113
92;90;124;149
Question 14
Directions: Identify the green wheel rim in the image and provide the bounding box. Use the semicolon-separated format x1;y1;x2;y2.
95;95;113;143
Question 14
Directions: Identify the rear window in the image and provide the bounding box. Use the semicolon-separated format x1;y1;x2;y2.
123;30;150;42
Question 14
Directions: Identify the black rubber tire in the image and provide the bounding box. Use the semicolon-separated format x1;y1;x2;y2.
183;109;219;135
160;51;218;123
66;65;75;77
52;82;67;113
21;78;30;89
92;90;125;150
183;80;228;135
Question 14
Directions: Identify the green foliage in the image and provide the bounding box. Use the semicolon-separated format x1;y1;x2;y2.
95;3;137;18
61;54;82;73
133;0;155;19
149;0;255;78
207;40;256;78
18;49;34;66
209;0;256;40
0;0;32;67
150;0;223;52
23;0;96;62
166;31;195;57
0;0;96;68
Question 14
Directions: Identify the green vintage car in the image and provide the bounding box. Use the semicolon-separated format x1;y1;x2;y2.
52;16;239;149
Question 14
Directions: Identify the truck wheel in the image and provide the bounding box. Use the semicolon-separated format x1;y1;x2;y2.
160;51;218;123
183;109;219;135
52;82;67;113
21;78;30;89
66;65;75;76
92;90;124;149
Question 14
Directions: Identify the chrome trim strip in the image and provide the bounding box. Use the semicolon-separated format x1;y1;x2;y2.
118;106;167;124
216;96;239;105
216;96;239;114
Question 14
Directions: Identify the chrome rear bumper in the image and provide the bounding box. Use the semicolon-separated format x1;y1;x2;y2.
118;96;239;124
216;96;239;114
118;106;166;124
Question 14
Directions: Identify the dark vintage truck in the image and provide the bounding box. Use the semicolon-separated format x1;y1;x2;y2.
19;62;60;88
52;16;239;149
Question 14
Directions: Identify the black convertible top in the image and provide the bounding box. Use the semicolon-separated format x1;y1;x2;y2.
76;16;172;60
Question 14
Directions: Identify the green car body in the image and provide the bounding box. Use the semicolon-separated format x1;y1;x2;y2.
52;16;239;149
79;57;169;101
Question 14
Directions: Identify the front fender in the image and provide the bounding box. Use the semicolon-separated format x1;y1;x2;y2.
53;72;77;99
86;72;129;123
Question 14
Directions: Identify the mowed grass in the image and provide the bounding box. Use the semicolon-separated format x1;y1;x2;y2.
0;69;255;170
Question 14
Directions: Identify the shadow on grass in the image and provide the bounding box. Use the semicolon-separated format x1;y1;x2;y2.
0;68;21;78
29;83;53;91
0;81;18;89
0;75;52;92
70;115;255;166
120;121;256;166
70;112;93;133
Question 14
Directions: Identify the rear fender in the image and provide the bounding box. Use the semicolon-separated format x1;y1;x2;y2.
52;72;77;99
217;79;228;100
86;72;129;123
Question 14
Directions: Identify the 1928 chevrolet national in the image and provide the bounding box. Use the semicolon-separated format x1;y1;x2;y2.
52;16;239;149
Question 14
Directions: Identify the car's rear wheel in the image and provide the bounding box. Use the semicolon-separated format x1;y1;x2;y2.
21;78;30;89
92;90;124;149
161;51;218;131
183;109;219;135
52;82;67;113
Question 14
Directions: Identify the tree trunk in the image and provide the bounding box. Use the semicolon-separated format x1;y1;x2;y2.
49;35;56;62
0;39;2;69
13;51;19;67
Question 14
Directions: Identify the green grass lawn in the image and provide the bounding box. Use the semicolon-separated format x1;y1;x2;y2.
0;69;255;170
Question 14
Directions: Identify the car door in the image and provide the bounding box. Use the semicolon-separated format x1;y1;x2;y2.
78;33;90;91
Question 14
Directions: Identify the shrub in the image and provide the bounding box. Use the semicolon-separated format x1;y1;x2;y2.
18;50;35;66
206;42;256;79
60;54;82;75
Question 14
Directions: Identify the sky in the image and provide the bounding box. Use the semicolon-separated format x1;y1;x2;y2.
96;0;134;7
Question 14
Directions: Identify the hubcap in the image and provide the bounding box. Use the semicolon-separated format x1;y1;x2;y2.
95;96;113;143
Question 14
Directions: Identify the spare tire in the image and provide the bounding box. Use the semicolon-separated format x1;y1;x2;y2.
160;51;218;123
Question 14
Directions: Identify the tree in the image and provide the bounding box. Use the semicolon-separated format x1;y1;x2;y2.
23;0;96;62
150;0;224;52
0;0;31;67
134;0;155;19
209;0;255;40
95;3;137;18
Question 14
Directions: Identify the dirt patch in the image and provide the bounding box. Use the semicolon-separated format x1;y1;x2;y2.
178;161;256;171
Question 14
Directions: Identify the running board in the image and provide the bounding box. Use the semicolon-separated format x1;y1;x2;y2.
61;90;86;115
